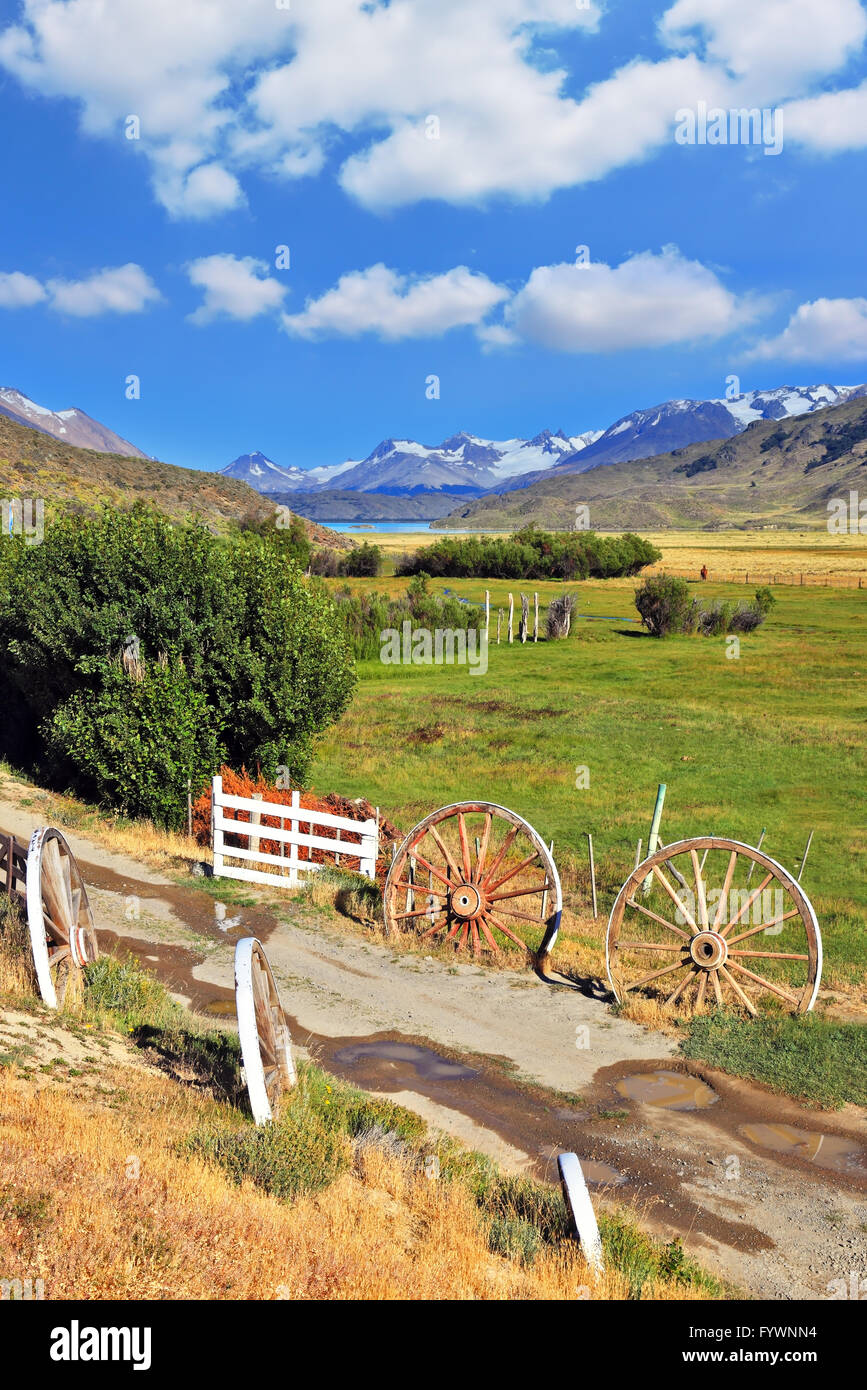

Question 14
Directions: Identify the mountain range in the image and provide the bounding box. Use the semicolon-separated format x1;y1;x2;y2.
221;383;866;516
0;387;147;459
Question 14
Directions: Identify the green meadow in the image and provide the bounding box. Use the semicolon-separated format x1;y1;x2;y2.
312;577;867;992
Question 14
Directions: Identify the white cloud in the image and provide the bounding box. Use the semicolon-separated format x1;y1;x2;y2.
501;247;758;352
281;263;509;340
784;79;867;151
46;264;162;317
747;297;867;361
0;271;46;308
660;0;867;89
157;162;245;219
187;254;287;324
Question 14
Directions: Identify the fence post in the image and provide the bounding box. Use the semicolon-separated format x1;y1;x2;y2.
186;778;193;838
485;590;490;639
212;776;224;878
642;783;666;896
534;592;539;642
360;817;378;881
250;792;263;857
508;593;514;643
288;789;300;887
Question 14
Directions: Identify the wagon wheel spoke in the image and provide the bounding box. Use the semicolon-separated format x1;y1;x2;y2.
477;917;502;953
428;824;462;883
729;950;809;961
625;958;689;992
474;812;493;883
457;813;473;882
726;959;800;1007
721;873;773;937
486;913;532;954
47;945;71;967
408;849;455;892
666;965;698;1007
392;881;449;900
726;910;799;946
624;898;691;941
651;865;699;932
710;969;723;1007
485;851;541;894
617;940;684;953
494;905;547;923
480;824;520;888
42;911;70;945
718;965;758;1016
690;849;708;930
418;912;450;939
695;970;709;1012
711;850;739;930
488;880;549;903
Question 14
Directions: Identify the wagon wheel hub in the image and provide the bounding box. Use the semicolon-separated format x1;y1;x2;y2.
689;930;728;970
450;883;483;919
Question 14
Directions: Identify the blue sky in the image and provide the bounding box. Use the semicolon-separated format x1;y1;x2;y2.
1;0;867;472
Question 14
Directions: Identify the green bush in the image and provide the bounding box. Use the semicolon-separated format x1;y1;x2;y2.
0;506;355;825
338;541;382;577
329;572;481;661
396;525;660;581
634;574;697;636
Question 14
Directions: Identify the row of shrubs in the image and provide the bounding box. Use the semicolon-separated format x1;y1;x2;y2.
327;573;480;660
395;526;661;580
634;575;776;637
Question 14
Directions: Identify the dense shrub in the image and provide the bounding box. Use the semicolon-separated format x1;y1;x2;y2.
310;542;382;578
635;576;775;639
328;572;481;660
396;525;660;581
0;506;355;826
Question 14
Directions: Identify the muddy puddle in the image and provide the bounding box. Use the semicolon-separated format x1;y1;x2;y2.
81;859;277;947
616;1069;719;1111
741;1123;867;1177
334;1040;478;1082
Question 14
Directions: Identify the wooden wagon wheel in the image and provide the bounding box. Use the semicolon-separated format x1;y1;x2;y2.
26;827;99;1009
383;802;562;966
234;937;296;1125
606;836;822;1015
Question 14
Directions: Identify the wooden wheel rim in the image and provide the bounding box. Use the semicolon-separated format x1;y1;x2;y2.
606;836;822;1015
234;937;296;1125
26;826;98;1009
383;801;562;964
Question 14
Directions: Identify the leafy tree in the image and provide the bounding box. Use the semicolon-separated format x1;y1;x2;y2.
0;506;355;825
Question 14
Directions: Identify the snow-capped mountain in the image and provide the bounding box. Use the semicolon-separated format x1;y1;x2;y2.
226;428;601;498
0;387;147;458
530;383;867;482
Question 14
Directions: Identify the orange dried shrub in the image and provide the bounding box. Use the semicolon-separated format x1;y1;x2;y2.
192;766;402;882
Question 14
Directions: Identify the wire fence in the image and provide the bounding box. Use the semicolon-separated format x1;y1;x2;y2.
647;569;866;589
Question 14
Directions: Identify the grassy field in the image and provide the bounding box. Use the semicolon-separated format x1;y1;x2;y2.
312;569;867;995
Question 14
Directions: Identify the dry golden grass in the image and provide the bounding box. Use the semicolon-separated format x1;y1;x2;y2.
0;1052;708;1301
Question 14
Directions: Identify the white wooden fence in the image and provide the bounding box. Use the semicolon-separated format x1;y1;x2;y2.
211;775;378;888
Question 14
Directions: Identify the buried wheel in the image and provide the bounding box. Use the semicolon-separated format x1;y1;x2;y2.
234;937;296;1125
26;827;98;1009
606;836;822;1015
383;802;562;966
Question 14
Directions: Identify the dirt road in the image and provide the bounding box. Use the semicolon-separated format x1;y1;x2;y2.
2;792;864;1301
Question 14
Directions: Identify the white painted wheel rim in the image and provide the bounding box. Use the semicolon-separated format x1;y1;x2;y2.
234;936;296;1126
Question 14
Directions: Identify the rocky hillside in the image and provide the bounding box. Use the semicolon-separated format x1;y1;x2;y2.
436;396;867;531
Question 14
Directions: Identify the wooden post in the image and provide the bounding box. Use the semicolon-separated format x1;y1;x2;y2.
249;792;263;857
212;776;224;877
587;832;598;920
497;609;502;644
634;838;643;870
642;783;666;896
534;592;539;642
797;829;814;883
508;593;514;643
186;778;193;838
520;592;529;643
288;789;300;886
485;589;490;639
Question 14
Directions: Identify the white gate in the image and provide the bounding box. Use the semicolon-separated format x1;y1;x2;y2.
211;776;378;887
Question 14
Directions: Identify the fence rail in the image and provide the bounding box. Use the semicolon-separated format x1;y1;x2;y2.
211;776;378;888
